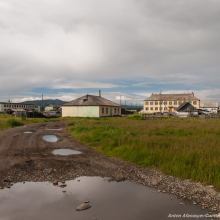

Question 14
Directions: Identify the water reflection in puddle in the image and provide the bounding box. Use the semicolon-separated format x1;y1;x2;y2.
43;135;58;142
52;149;82;155
0;177;209;220
24;131;33;134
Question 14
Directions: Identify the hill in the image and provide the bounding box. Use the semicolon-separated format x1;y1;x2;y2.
21;99;67;106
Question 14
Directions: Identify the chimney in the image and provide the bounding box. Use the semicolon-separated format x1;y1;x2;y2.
99;90;101;97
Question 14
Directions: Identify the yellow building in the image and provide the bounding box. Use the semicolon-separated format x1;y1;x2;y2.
143;92;200;114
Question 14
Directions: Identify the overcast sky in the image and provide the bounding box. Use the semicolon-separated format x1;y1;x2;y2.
0;0;220;105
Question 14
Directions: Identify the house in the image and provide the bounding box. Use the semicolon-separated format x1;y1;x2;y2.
143;92;200;114
62;94;121;117
0;102;40;112
200;101;218;114
176;102;198;118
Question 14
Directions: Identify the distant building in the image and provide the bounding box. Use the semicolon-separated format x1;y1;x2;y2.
62;94;121;117
0;102;40;112
200;101;218;114
143;92;200;114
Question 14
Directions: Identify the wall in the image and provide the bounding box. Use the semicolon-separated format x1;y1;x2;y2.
99;106;121;117
62;106;100;117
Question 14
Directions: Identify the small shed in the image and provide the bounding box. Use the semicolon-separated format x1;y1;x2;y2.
62;94;121;118
200;101;218;114
176;102;198;118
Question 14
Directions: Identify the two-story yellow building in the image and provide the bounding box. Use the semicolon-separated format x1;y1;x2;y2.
143;92;200;113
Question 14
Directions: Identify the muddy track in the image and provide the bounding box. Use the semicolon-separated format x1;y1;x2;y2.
0;121;220;215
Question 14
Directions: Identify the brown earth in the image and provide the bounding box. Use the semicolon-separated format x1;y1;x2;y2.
0;121;220;216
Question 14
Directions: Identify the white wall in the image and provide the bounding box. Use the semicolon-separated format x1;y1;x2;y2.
62;106;100;117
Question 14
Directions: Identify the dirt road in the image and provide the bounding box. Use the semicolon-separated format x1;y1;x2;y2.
0;121;220;213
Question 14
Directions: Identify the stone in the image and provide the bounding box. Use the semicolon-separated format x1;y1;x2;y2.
76;203;91;211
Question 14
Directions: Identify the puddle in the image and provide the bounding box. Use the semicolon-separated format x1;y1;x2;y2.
52;149;82;155
0;177;209;220
43;135;58;142
24;131;33;134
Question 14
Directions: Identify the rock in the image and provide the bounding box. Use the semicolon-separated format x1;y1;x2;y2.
58;183;67;188
3;179;9;183
76;203;91;211
53;181;58;185
151;180;160;186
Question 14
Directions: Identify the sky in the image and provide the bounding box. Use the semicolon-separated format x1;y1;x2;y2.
0;0;220;106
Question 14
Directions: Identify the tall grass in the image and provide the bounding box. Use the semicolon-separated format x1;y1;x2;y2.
67;117;220;189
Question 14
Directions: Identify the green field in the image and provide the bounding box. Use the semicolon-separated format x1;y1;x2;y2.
67;115;220;189
1;114;220;189
0;114;75;130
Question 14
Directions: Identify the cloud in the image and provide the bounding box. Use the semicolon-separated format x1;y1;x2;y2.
0;0;220;102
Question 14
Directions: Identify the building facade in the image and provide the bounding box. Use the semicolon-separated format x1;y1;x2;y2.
200;101;218;114
143;93;200;114
0;102;40;112
62;95;121;117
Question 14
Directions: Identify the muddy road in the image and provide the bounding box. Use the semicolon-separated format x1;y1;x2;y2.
0;121;220;214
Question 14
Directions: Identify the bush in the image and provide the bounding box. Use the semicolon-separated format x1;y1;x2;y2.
6;119;24;128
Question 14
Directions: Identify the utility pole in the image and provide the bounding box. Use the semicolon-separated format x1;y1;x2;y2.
160;90;162;114
41;94;44;113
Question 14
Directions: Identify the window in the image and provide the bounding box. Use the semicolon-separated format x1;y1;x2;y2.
188;101;192;104
178;101;182;105
106;108;108;114
155;102;158;105
160;107;162;110
174;107;177;110
4;105;6;107
150;107;153;110
145;102;149;105
159;101;163;105
145;107;149;110
193;101;197;105
114;108;116;114
169;101;172;105
174;101;177;105
102;108;104;114
150;102;153;105
164;101;167;105
155;107;158;110
164;107;167;110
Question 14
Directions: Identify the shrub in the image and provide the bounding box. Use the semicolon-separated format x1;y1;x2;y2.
6;119;24;128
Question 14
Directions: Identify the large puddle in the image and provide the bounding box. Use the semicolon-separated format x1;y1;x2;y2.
43;135;58;142
52;149;82;155
0;177;210;220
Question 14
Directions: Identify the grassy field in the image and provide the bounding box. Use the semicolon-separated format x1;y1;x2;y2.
1;114;220;189
0;114;75;131
66;115;220;189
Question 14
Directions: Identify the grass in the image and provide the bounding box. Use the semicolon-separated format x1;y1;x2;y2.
0;114;77;130
66;116;220;189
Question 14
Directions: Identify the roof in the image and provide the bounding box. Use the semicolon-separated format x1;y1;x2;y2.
63;95;121;107
176;102;198;112
144;93;200;101
0;102;35;105
200;101;218;108
11;108;26;112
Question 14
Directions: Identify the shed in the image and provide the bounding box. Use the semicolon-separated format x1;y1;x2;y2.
176;102;198;118
200;101;218;114
62;95;121;118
